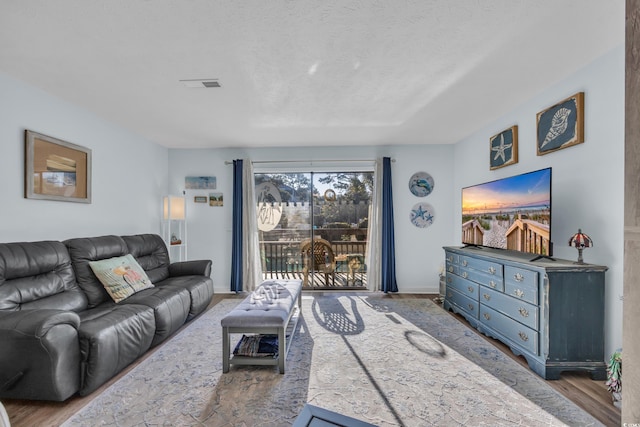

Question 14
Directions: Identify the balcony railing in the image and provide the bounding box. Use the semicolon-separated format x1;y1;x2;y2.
261;240;368;289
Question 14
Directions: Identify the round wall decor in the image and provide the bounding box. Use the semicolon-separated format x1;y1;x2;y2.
324;189;337;202
410;202;435;228
255;182;282;232
409;171;434;197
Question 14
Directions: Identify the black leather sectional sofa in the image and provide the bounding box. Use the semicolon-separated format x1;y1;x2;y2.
0;233;214;401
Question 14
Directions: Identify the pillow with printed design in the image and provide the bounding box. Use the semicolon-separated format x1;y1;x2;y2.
89;254;154;302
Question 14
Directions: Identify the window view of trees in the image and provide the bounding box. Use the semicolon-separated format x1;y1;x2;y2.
255;171;373;288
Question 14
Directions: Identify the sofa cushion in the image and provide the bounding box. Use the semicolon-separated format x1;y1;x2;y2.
121;234;170;284
160;275;214;320
65;236;129;308
120;285;190;346
89;254;154;303
78;303;155;396
0;241;87;312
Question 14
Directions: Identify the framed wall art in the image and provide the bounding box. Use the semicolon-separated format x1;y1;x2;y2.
194;196;207;203
536;92;584;156
489;125;518;170
185;176;217;189
24;130;92;203
209;192;223;207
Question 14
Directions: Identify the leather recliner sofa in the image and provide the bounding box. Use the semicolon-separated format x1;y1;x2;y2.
0;233;214;401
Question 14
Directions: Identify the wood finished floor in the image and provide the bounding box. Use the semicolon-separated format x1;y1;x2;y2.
3;293;621;427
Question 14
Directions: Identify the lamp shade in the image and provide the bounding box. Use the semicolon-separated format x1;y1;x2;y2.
568;229;593;249
163;196;186;220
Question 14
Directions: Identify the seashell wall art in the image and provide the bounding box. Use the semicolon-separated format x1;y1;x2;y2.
536;92;584;155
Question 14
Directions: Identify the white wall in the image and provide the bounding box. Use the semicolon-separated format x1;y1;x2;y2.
0;72;169;242
168;145;455;295
453;45;625;357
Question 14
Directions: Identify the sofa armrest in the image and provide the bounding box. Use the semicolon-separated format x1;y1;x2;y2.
0;309;82;400
0;309;80;337
169;260;212;278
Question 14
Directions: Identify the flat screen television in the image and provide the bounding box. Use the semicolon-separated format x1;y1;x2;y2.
461;167;552;257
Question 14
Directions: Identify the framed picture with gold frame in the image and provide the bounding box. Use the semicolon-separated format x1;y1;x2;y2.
24;130;92;203
489;125;518;170
536;92;584;155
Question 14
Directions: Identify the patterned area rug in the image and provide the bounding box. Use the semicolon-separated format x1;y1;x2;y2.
62;296;602;426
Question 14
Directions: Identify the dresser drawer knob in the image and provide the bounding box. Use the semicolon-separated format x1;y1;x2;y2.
489;280;496;288
514;273;525;282
448;266;454;273
468;303;474;310
483;313;491;320
519;307;529;317
483;294;491;301
447;256;453;262
467;286;474;293
518;331;529;342
462;272;468;279
447;277;452;284
514;289;525;298
462;260;468;267
488;266;496;275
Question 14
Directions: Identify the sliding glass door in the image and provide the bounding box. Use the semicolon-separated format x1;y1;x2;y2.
255;171;373;289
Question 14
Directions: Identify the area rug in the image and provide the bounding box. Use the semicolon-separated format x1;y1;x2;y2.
62;296;602;427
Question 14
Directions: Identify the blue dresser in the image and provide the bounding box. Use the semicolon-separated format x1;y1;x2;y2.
443;246;608;380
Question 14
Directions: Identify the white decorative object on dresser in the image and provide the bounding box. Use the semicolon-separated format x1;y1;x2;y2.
444;246;608;380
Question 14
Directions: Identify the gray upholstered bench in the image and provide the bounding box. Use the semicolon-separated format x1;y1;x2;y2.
221;279;302;374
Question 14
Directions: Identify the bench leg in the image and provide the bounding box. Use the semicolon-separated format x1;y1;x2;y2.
278;327;286;374
222;326;230;373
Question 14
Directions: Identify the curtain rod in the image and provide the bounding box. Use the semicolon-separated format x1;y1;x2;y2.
224;159;395;165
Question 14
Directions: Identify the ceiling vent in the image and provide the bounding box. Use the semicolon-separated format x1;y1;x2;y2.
179;79;220;88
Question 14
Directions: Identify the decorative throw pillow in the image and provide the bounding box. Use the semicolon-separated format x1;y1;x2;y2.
89;254;154;303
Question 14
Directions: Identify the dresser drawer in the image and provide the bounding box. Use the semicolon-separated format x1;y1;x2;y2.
479;287;539;331
446;287;479;319
459;256;503;277
447;274;479;299
480;305;539;355
504;266;538;305
445;252;459;264
460;267;504;291
446;261;459;276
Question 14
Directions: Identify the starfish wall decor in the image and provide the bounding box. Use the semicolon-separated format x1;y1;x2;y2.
489;125;518;170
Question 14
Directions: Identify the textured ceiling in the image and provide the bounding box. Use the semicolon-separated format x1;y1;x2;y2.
0;1;624;148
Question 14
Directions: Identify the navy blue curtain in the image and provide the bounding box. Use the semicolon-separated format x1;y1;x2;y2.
230;159;243;292
381;157;398;293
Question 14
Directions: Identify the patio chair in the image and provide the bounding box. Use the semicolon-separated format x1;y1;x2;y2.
300;237;336;286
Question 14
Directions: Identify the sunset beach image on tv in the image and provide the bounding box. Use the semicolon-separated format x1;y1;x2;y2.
461;168;552;256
